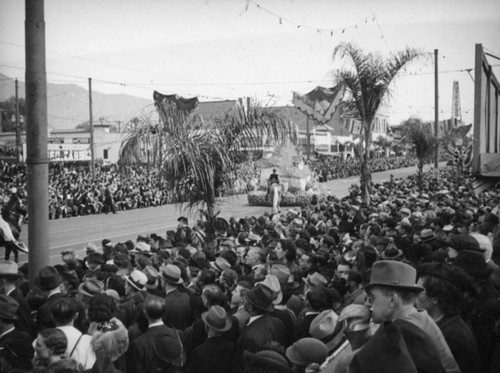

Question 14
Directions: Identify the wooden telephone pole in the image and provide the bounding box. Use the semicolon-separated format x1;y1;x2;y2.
26;0;50;284
89;78;95;182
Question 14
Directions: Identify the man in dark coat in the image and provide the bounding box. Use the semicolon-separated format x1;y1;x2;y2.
127;295;183;373
232;283;286;373
162;264;193;330
184;306;235;373
0;295;31;348
184;284;238;354
174;216;192;246
0;261;36;339
102;184;116;214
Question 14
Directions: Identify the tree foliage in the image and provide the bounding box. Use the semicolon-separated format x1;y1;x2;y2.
118;99;294;241
400;117;438;187
333;43;423;202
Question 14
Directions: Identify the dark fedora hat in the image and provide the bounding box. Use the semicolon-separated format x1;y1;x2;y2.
365;261;423;293
35;266;63;291
245;283;275;312
202;305;232;332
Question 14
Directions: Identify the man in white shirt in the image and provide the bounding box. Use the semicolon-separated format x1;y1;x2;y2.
51;297;96;370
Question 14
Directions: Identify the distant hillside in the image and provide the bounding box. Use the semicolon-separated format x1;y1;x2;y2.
0;73;152;130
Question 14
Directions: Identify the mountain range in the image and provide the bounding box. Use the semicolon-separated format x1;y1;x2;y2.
0;73;152;130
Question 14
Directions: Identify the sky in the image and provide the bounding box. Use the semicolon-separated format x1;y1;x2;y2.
1;0;500;125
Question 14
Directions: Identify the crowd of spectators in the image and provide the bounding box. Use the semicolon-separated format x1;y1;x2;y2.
0;166;499;372
308;154;420;182
1;154;428;222
0;160;262;220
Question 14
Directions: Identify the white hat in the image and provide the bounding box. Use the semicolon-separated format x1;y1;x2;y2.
126;269;148;291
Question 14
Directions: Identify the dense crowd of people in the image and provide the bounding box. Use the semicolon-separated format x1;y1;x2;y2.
0;166;499;372
0;153;438;222
0;160;261;220
308;154;422;182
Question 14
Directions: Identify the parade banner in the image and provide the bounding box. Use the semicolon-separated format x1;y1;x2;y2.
48;143;91;161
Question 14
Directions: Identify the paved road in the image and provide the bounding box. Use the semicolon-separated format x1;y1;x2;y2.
11;163;441;264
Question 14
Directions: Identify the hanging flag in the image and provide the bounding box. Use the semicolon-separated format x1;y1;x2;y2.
292;85;344;125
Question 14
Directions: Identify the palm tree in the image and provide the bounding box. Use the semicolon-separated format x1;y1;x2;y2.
401;117;438;188
118;98;294;242
333;43;423;203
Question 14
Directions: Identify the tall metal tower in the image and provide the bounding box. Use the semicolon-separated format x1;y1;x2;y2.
451;80;462;121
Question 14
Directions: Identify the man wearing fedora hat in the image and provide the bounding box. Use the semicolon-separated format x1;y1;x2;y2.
184;284;238;355
339;260;460;373
232;283;287;373
184;305;235;373
35;266;66;331
161;264;193;330
0;260;36;338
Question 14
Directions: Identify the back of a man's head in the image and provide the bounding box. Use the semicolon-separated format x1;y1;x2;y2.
144;295;165;321
51;297;77;326
202;284;224;308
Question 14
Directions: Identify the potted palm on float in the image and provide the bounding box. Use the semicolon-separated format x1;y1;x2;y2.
119;93;294;244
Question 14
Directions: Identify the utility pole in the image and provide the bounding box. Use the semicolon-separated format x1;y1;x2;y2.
26;0;50;284
434;49;439;169
306;117;310;160
88;78;95;182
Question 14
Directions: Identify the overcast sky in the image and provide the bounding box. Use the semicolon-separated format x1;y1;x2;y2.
1;0;499;125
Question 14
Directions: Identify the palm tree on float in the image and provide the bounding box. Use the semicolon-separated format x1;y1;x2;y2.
118;96;294;243
333;43;423;203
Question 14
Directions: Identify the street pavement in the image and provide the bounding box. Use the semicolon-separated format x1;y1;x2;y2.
11;163;441;264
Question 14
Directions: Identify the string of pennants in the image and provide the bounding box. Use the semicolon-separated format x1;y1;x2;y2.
242;0;376;36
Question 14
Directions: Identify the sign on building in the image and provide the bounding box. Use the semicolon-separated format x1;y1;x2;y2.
48;144;91;161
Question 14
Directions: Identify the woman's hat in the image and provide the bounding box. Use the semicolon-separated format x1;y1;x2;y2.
365;261;423;293
162;264;183;284
245;283;275;312
201;305;233;332
35;266;63;291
